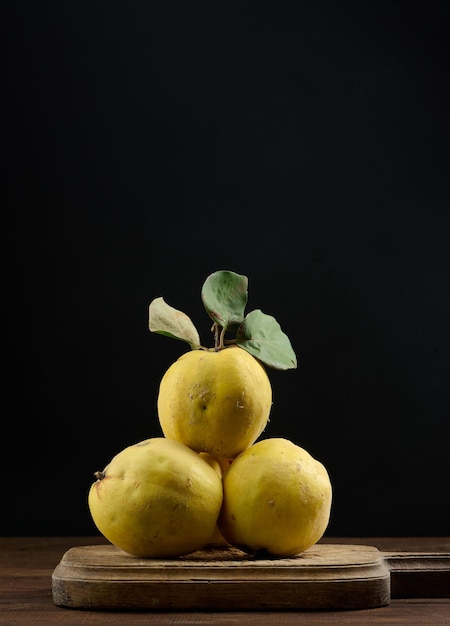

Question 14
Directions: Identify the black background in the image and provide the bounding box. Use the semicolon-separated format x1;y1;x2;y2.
3;2;449;537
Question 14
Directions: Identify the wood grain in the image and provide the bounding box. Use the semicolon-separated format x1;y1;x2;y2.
52;543;390;610
2;537;450;624
385;551;450;599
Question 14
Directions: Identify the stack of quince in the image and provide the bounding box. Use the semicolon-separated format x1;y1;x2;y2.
88;271;332;558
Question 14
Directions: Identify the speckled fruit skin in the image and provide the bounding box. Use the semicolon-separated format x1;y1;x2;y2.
88;437;223;558
157;346;272;459
218;437;332;557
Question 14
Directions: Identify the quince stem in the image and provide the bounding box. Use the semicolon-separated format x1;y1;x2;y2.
212;322;228;351
212;323;241;351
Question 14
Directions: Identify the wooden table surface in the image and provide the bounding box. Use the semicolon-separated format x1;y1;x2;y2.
1;536;449;625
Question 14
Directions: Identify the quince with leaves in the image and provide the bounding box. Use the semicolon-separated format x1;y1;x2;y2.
149;270;297;458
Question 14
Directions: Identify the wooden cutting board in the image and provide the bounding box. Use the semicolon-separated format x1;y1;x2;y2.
52;543;450;611
52;543;391;610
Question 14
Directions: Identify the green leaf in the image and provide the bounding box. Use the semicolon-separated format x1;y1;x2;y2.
201;270;248;330
148;297;201;349
236;309;297;370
